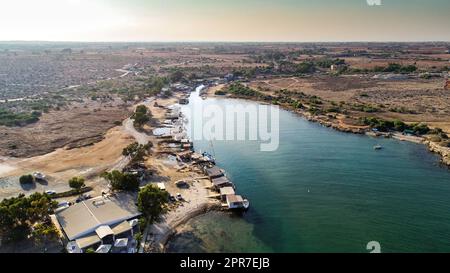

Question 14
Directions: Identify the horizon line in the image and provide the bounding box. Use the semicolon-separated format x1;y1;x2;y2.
1;40;450;44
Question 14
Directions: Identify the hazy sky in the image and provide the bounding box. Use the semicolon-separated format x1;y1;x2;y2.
0;0;449;42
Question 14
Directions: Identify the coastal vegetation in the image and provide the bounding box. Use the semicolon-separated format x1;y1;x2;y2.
137;184;169;224
68;176;86;193
51;187;93;199
19;174;34;184
132;105;150;129
122;142;152;165
101;170;140;192
226;83;262;97
0;193;58;243
372;63;417;73
360;116;430;134
0;108;41;127
144;76;169;94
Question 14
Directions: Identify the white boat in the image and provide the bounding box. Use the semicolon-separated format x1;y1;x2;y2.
373;145;383;150
243;199;250;210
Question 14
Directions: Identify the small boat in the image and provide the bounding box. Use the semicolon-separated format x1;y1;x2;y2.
242;199;250;210
202;151;216;164
373;145;383;150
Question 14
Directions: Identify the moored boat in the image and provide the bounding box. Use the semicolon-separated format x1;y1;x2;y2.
242;198;250;210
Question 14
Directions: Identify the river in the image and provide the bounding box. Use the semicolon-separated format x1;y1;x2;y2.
166;85;450;253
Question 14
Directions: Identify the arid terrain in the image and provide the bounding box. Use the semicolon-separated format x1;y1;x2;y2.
1;42;449;192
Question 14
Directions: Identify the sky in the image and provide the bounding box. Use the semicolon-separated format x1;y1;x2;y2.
0;0;449;42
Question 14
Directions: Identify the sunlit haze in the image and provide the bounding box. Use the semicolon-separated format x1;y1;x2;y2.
0;0;449;42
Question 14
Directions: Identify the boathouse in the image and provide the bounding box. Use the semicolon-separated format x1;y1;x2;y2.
205;166;224;179
226;194;245;209
211;176;233;190
219;186;235;201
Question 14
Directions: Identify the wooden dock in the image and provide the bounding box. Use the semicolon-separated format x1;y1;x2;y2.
207;194;220;199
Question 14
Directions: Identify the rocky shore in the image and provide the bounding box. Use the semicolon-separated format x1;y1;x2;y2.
209;87;450;168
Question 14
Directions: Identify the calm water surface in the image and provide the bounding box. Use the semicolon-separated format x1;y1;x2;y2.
167;86;450;253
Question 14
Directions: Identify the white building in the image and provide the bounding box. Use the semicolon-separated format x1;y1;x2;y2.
55;193;141;251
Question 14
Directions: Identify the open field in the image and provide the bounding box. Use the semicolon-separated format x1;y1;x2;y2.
0;99;130;157
248;75;450;132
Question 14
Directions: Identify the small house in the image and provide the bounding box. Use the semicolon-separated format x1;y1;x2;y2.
211;176;233;190
205;166;224;179
219;186;235;201
226;194;245;209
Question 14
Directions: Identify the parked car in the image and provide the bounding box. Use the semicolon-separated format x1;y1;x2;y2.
176;193;183;201
58;201;71;207
45;190;56;195
33;172;46;180
75;193;92;203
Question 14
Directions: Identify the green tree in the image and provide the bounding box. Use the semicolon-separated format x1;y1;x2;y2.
137;185;169;223
0;193;57;243
32;222;59;247
19;174;34;184
122;142;140;156
101;170;139;192
135;105;147;115
122;142;149;164
296;61;316;74
85;248;95;253
393;119;407;131
169;70;184;83
68;177;85;192
132;105;150;128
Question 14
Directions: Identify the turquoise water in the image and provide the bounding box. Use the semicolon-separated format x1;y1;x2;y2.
169;87;450;253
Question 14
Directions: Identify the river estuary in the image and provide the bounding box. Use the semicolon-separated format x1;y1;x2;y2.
166;86;450;253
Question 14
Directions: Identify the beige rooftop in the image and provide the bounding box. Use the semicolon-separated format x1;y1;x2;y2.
56;193;141;240
220;186;235;196
227;194;244;203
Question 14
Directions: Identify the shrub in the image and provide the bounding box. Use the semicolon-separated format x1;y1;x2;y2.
101;170;140;192
0;193;57;243
68;177;86;192
138;185;169;223
226;83;261;97
19;174;34;184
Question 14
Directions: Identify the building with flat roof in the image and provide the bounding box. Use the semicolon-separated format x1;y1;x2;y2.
226;194;245;209
55;193;141;251
219;186;235;201
205;166;224;179
211;176;233;190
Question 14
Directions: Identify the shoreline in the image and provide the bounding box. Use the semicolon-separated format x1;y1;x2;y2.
206;86;450;168
141;91;223;253
151;202;222;253
160;82;450;250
